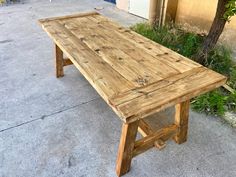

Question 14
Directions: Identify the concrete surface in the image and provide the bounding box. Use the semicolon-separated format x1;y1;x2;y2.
0;0;236;177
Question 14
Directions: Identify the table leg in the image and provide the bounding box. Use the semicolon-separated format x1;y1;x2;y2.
116;120;139;177
55;44;64;78
174;100;190;144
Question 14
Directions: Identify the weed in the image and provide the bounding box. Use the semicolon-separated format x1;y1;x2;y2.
191;90;226;116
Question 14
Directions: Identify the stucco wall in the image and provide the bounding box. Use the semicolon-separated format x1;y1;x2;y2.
175;0;236;50
175;0;236;30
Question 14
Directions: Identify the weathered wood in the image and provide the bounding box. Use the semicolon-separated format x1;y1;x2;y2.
63;58;73;66
40;21;133;104
39;13;226;123
116;121;139;177
138;120;166;150
67;17;180;81
38;11;98;23
111;67;227;123
55;44;64;77
133;124;178;157
174;100;190;144
90;15;201;73
223;84;235;93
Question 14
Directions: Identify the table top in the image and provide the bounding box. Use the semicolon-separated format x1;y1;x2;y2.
39;12;227;123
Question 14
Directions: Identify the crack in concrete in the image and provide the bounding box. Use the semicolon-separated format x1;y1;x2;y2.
0;39;13;44
0;97;100;133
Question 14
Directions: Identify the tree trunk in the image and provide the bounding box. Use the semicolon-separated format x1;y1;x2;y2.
195;0;227;65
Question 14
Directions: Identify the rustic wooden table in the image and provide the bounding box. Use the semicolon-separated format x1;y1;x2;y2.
39;12;227;176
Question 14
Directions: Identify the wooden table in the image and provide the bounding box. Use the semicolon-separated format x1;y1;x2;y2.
39;12;227;176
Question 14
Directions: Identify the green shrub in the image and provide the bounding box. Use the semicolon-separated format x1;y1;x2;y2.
191;90;226;116
206;46;233;75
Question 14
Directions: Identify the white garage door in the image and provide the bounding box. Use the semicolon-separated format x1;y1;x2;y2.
129;0;150;19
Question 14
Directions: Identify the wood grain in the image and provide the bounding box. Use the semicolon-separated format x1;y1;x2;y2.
111;67;226;123
38;11;98;23
133;124;178;157
138;120;166;150
116;121;139;177
39;12;227;123
55;44;64;77
174;100;190;144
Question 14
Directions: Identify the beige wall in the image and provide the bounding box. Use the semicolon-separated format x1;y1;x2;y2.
175;0;236;30
116;0;129;11
175;0;236;49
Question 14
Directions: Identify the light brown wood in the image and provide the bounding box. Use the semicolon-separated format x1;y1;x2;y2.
138;120;166;150
133;124;178;157
111;67;226;123
67;16;180;81
39;13;226;123
90;15;201;73
55;44;64;77
116;121;139;177
38;11;98;23
174;100;190;144
223;84;235;93
40;20;133;103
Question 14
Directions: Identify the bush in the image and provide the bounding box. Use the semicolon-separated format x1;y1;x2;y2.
191;90;227;116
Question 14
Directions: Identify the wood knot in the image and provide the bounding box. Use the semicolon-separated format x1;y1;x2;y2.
135;77;148;86
156;52;168;57
80;37;85;42
137;90;149;97
95;48;100;52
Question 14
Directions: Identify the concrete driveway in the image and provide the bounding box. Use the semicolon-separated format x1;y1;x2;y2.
0;0;236;177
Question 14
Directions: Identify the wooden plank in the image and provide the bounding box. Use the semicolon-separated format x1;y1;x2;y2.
55;44;64;77
174;100;190;144
111;67;226;123
116;121;139;177
111;67;225;106
38;11;99;24
83;16;181;78
62;18;162;87
138;120;166;150
138;119;153;136
133;124;178;157
40;21;134;104
91;15;201;73
223;84;235;93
